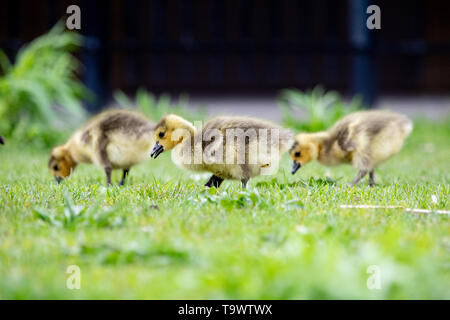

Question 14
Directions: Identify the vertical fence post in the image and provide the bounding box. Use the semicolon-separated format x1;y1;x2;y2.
81;0;107;112
6;0;21;62
348;0;375;107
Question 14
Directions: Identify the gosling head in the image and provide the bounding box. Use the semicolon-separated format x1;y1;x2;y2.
151;114;194;159
48;145;76;183
289;134;320;174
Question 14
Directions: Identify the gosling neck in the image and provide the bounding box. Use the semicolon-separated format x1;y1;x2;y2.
64;139;81;167
176;121;196;147
183;121;196;136
310;131;330;161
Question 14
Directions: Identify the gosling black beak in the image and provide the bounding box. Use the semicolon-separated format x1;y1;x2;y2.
151;142;164;159
54;176;63;184
0;136;4;145
291;161;301;174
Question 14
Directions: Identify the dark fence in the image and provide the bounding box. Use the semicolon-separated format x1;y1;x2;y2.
1;0;450;110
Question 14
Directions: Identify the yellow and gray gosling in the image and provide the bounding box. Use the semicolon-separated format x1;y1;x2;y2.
48;109;155;186
289;110;413;186
151;114;293;188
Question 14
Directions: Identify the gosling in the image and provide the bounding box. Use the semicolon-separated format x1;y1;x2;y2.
49;109;155;185
290;110;413;186
150;114;293;188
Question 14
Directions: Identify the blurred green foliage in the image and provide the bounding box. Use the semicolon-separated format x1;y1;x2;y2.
279;86;363;132
0;23;89;148
114;88;206;123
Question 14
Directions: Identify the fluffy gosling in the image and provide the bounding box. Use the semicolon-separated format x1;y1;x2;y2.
290;110;413;186
49;109;154;185
150;114;293;188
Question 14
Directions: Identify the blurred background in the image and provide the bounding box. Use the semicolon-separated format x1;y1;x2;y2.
0;0;449;145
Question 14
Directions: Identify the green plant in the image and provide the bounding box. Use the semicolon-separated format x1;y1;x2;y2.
279;86;363;132
34;192;124;229
0;22;89;147
114;88;206;123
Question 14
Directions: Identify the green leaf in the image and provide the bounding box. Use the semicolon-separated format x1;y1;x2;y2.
114;91;134;109
9;79;54;123
0;49;11;73
282;199;304;210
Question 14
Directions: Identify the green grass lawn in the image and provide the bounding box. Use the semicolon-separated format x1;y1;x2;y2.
0;120;449;299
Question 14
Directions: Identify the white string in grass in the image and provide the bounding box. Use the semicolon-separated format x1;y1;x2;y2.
340;205;450;215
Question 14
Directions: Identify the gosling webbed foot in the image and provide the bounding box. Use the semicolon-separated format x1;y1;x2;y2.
205;175;224;188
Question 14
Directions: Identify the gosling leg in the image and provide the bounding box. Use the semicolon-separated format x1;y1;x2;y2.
369;170;375;187
350;170;367;187
205;175;224;188
241;179;249;189
98;135;113;186
119;168;130;186
105;166;112;186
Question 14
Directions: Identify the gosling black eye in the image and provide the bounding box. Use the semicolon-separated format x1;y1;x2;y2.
53;164;59;171
158;132;165;138
295;152;301;157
